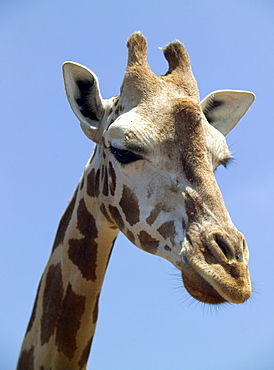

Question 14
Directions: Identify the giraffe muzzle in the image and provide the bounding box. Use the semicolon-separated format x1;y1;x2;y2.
181;226;252;304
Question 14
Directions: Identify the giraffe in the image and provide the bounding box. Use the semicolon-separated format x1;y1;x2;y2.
17;32;255;369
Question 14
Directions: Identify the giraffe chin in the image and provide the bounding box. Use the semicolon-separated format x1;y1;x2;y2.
181;262;227;305
181;255;252;305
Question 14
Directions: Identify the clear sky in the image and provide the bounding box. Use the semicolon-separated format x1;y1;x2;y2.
1;1;274;369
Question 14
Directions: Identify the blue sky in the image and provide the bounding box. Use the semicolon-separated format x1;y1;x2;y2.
1;1;274;369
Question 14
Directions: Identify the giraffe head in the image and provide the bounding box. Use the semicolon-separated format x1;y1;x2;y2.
63;32;254;305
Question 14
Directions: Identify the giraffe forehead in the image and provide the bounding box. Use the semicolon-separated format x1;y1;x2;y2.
105;113;161;151
105;98;204;150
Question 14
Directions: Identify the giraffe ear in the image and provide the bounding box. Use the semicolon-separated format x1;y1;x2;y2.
201;90;255;136
62;62;105;143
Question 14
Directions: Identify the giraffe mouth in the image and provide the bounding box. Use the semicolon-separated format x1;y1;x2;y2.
181;257;227;304
181;236;252;305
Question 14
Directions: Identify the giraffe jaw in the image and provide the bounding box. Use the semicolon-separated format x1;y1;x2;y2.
181;237;252;305
181;258;227;304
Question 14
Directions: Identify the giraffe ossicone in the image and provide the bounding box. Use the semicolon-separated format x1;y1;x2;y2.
17;32;255;369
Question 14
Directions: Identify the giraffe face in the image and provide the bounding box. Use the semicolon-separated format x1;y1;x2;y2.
100;98;251;305
63;32;254;305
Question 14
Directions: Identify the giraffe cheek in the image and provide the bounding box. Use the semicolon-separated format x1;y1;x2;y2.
119;184;140;226
125;228;135;244
138;230;159;254
157;220;176;245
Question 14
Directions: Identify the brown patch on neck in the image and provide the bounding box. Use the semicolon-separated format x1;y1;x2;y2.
87;168;101;198
52;189;77;251
80;176;85;190
25;280;41;334
68;199;99;281
76;294;100;368
55;283;86;360
93;293;100;324
78;336;94;369
17;346;34;370
86;168;96;197
40;263;64;345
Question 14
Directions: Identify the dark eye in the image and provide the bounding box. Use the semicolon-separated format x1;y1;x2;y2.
109;146;143;165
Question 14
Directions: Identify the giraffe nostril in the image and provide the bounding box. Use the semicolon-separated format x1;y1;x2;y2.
235;253;241;261
215;236;231;260
206;233;237;263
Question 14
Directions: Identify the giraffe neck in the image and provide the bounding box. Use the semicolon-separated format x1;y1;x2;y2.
17;148;119;370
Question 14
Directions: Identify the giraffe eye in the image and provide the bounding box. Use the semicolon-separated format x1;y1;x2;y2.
220;156;233;168
109;146;143;165
215;156;234;171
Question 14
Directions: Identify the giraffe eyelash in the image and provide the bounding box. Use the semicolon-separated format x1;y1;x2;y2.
108;145;143;165
214;155;234;172
221;155;234;168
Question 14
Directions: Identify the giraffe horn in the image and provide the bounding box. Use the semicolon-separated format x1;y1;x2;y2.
163;40;191;74
121;32;156;105
126;31;149;67
162;41;200;102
